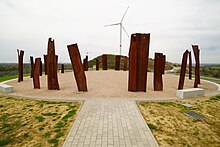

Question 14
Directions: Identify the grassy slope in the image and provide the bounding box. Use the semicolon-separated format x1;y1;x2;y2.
137;95;220;147
0;74;30;82
0;95;81;147
88;54;174;70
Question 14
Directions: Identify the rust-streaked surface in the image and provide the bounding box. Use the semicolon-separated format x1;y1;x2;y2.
46;38;60;90
102;54;107;70
192;45;201;87
188;51;192;80
128;33;150;92
43;54;47;75
40;60;42;76
154;53;163;91
67;44;88;91
124;56;128;71
115;55;121;71
61;64;64;73
17;49;24;82
33;58;41;89
30;56;34;78
161;55;166;75
96;59;99;71
178;50;189;90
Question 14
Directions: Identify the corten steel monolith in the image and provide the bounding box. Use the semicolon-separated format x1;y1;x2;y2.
30;56;34;78
178;50;189;90
161;55;166;75
43;54;47;75
33;58;41;89
102;54;107;70
46;38;60;90
96;59;99;71
128;33;150;92
154;53;163;91
192;45;201;87
61;64;64;73
188;51;192;80
40;60;42;76
124;56;128;71
17;49;24;82
115;55;121;71
67;44;88;91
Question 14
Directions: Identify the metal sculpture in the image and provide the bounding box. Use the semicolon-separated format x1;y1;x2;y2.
30;56;34;78
102;54;107;70
67;44;88;91
46;38;60;90
161;55;166;75
128;33;150;92
192;45;201;87
83;56;88;71
40;60;42;76
178;50;189;90
33;58;41;89
43;54;47;75
17;49;24;82
96;59;99;71
115;55;121;71
188;51;192;80
124;56;128;71
154;53;164;91
61;64;64;73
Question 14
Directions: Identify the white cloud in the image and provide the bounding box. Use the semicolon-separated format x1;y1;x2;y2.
0;0;219;63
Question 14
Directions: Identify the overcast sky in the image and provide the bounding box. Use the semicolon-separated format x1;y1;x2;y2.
0;0;219;63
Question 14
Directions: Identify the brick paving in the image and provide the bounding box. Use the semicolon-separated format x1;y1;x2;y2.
63;99;159;147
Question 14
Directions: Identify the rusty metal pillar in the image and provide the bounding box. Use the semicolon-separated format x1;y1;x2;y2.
67;44;88;91
161;55;166;75
102;54;107;70
33;58;41;89
61;64;64;73
30;56;34;78
124;56;128;71
128;33;150;92
178;50;189;90
154;53;163;91
96;59;99;71
192;45;201;87
40;60;42;76
188;51;192;80
46;38;60;90
43;54;47;75
17;49;24;82
115;55;121;71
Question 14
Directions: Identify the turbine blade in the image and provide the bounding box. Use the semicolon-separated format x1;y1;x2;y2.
122;25;129;37
120;6;129;23
104;23;120;27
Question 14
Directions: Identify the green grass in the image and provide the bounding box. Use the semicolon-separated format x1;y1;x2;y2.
35;116;45;122
147;123;157;130
0;95;81;146
0;73;30;82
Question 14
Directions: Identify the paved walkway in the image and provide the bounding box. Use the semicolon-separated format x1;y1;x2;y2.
63;99;159;147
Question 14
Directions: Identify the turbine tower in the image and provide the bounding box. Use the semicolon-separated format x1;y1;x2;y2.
105;6;129;55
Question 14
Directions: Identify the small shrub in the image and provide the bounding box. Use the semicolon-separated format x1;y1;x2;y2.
38;127;44;131
148;123;157;130
55;122;65;129
42;132;51;138
0;138;13;146
62;110;76;120
48;138;58;144
55;132;64;138
35;116;45;122
42;112;58;116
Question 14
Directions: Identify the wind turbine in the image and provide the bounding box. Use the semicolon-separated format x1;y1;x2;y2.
105;6;129;55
